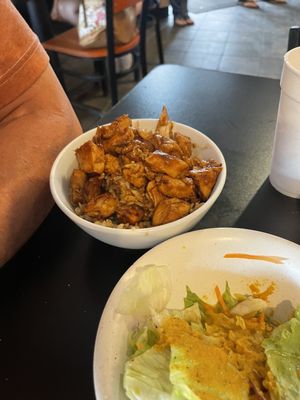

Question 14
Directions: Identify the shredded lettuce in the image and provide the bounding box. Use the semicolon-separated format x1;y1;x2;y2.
222;281;238;309
128;326;159;358
151;303;201;329
184;286;208;320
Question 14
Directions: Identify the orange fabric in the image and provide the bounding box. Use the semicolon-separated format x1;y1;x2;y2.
0;0;49;109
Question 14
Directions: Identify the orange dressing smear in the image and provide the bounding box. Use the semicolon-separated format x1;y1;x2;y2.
224;253;287;265
249;281;276;300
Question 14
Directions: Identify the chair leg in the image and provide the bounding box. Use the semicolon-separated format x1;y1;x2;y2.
106;0;118;105
94;60;108;96
139;0;148;77
133;54;141;81
107;59;118;106
154;11;164;65
139;0;164;77
140;42;147;77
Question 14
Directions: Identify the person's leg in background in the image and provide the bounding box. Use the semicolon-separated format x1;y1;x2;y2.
170;0;193;26
170;0;186;26
180;0;194;25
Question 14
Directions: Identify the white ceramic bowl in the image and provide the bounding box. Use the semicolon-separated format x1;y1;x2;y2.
93;228;300;400
50;119;226;249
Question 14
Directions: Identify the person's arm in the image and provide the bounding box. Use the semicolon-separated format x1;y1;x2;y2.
0;63;82;267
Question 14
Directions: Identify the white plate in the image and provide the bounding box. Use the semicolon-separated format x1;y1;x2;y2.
93;227;300;400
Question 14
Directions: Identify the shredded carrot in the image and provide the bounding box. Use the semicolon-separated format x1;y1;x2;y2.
203;302;216;314
249;283;260;294
254;283;276;301
215;285;229;314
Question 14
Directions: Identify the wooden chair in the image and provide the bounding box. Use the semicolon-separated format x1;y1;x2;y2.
26;0;164;115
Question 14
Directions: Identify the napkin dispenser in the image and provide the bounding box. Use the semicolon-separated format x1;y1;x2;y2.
269;47;300;198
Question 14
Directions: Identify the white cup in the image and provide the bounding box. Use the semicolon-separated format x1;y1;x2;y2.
269;47;300;198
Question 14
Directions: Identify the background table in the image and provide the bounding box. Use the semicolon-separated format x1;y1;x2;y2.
1;65;299;400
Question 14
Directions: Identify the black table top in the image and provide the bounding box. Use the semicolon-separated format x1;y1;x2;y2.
1;65;300;400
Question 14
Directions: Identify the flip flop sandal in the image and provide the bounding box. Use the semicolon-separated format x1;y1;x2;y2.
174;18;187;27
185;18;194;25
241;1;259;8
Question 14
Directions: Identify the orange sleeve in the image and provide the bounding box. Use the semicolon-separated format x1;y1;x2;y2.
0;0;49;109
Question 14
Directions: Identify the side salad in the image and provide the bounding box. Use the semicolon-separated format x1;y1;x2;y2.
120;272;300;399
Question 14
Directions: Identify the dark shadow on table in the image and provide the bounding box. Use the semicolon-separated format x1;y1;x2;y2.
234;177;300;244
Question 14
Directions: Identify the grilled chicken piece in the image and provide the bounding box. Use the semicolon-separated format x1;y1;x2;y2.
84;176;102;202
104;154;120;175
173;132;192;158
156;175;195;199
102;128;135;154
190;157;211;169
152;198;190;226
189;160;222;201
123;162;146;188
116;204;144;225
75;141;105;174
137;129;155;142
82;193;118;219
155;105;173;137
145;150;189;178
137;131;181;157
94;125;113;143
147;180;165;207
115;114;132;130
70;169;87;206
152;134;182;158
94;114;132;143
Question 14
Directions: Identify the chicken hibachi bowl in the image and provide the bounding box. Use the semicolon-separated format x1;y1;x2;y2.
50;107;226;249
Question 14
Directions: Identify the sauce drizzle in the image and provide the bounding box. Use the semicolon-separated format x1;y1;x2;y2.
224;253;287;264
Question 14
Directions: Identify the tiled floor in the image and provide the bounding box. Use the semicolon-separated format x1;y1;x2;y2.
70;0;300;130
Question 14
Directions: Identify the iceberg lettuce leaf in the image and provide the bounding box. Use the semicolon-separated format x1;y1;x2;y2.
116;264;171;318
123;347;172;400
184;286;208;320
262;306;300;400
128;326;159;358
151;303;201;329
